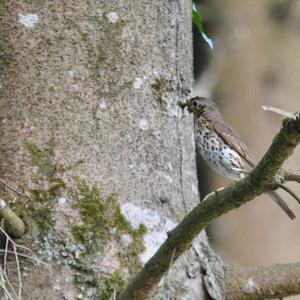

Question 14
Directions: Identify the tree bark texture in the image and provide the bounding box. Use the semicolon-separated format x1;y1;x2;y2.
225;263;300;300
0;1;221;299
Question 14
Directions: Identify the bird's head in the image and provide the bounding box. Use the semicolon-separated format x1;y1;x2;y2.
178;96;218;116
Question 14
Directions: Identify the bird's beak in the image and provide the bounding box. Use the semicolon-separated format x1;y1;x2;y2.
177;100;187;111
186;101;193;113
184;100;193;113
177;100;194;113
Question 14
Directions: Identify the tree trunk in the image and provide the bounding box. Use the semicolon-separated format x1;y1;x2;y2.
0;1;224;299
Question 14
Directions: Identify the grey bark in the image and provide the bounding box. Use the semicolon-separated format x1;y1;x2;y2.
0;1;221;299
225;262;300;300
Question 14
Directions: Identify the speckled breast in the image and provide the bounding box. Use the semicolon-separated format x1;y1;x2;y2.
195;118;243;180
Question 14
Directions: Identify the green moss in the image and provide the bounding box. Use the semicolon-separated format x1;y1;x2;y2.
24;138;65;183
99;271;125;300
151;77;170;104
18;148;145;297
74;271;98;287
87;14;126;100
71;181;146;299
14;138;79;234
97;47;107;65
19;139;65;232
151;77;168;93
72;181;145;254
28;205;52;233
94;221;145;299
0;7;15;70
90;18;124;74
20;139;83;233
72;182;114;252
0;43;14;67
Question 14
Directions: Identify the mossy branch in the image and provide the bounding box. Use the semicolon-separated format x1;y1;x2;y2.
284;170;300;183
117;113;300;300
0;198;25;239
225;262;300;299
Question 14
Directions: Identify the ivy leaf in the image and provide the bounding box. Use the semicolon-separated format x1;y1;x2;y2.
192;3;214;50
192;3;204;34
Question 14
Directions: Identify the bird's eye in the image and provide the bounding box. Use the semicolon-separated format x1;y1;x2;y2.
193;101;197;106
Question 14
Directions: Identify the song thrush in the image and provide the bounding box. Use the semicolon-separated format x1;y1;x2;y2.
180;96;295;219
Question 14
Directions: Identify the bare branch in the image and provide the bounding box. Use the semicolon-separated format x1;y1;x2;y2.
262;105;293;117
225;262;300;300
284;170;300;183
278;183;300;205
117;113;300;300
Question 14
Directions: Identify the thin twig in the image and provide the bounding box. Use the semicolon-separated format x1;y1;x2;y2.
0;250;47;266
0;277;13;300
0;181;28;199
3;235;8;276
0;281;14;299
13;242;22;300
278;183;300;205
284;170;300;183
0;227;46;266
0;226;47;299
262;105;293;117
0;265;17;299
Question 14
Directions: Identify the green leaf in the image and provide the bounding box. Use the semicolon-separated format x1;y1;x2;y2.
192;3;214;49
192;3;204;34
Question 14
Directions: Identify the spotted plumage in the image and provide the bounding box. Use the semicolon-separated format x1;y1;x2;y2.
195;118;245;180
181;96;296;220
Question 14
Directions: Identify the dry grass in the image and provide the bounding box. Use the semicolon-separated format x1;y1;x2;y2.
0;226;47;300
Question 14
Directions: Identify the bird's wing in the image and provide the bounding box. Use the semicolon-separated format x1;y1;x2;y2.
213;121;257;169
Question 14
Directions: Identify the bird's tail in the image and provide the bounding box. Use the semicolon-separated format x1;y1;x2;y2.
267;190;296;220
